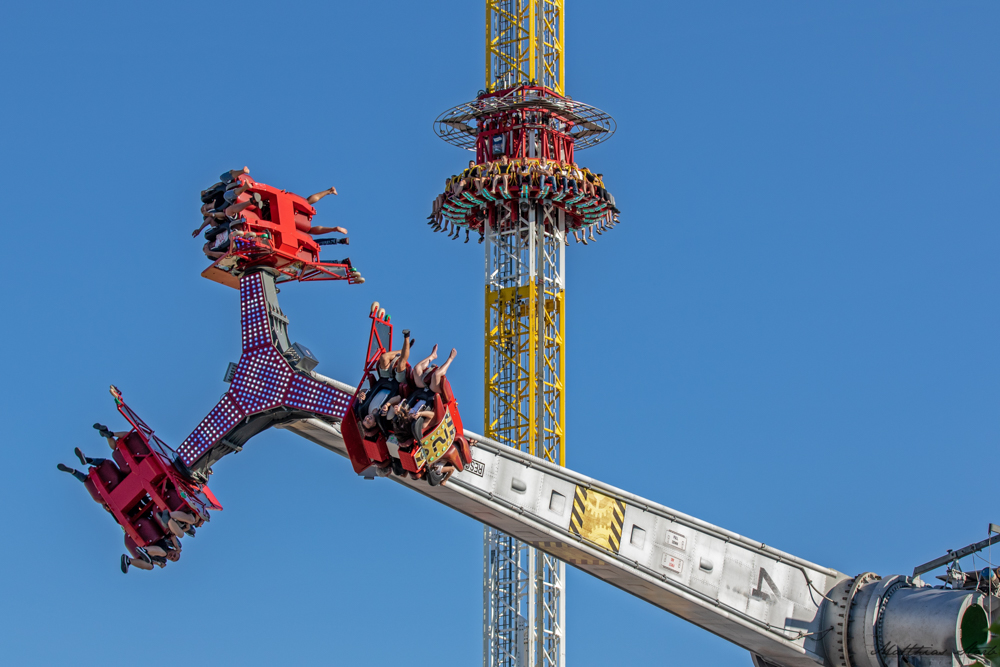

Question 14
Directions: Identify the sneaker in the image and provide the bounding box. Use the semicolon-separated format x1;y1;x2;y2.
56;463;74;474
121;555;130;574
74;447;88;466
93;423;113;439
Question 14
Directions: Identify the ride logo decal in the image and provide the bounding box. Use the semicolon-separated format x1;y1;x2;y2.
569;487;626;553
419;411;457;464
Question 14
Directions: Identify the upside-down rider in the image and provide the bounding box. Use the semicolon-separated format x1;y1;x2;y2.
192;168;359;280
56;423;208;573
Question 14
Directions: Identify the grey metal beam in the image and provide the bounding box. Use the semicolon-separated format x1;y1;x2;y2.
278;416;847;667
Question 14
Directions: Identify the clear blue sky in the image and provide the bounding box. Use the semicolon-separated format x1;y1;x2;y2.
1;1;997;665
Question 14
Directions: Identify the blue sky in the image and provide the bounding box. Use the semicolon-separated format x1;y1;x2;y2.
1;1;997;665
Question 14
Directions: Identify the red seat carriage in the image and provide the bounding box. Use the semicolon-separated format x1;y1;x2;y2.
201;175;361;289
82;387;222;565
341;305;473;485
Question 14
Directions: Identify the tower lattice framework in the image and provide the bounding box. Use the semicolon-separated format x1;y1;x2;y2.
433;3;616;665
484;199;566;667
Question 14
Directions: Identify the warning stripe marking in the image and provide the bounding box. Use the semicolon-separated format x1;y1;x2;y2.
568;486;626;553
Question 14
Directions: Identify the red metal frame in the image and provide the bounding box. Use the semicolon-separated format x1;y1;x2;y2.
201;176;360;289
85;386;222;550
474;86;576;165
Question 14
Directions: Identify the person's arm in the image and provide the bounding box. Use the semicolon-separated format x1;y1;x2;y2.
225;199;254;218
192;217;212;237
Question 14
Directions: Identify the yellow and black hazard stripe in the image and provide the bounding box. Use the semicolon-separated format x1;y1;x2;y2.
569;487;627;553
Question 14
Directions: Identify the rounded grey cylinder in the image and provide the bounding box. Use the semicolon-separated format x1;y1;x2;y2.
879;588;988;666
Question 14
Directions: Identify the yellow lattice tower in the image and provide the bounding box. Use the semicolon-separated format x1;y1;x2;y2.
433;4;616;666
486;0;564;95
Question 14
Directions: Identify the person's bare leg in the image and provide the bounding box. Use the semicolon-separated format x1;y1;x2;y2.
309;226;348;235
378;350;401;371
307;186;338;205
430;348;457;394
438;464;456;484
395;331;412;372
227;182;252;200
412;345;438;389
124;555;155;571
170;511;197;525
224;199;254;218
56;463;89;483
225;167;250;181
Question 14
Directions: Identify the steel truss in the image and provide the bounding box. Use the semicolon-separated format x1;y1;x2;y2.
484;199;566;667
487;0;564;95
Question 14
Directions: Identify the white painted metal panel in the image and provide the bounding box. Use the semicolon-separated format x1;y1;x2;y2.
279;417;846;667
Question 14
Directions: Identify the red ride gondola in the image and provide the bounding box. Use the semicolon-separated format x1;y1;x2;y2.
200;175;363;289
70;386;222;572
341;304;473;485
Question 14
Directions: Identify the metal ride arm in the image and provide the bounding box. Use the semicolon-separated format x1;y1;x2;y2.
282;416;842;667
283;415;997;667
186;270;995;667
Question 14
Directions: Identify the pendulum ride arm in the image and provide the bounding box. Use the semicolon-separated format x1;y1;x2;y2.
180;271;996;667
282;414;997;667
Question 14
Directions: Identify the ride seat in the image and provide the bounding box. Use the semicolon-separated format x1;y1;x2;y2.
82;477;107;506
112;449;131;475
122;432;151;459
408;389;447;440
92;459;124;492
357;377;401;437
133;511;166;546
161;484;189;514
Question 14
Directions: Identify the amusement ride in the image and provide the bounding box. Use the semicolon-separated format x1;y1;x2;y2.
57;3;999;667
